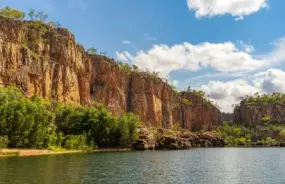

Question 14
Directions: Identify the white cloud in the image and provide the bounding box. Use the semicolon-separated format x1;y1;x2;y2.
186;0;268;20
115;51;133;63
254;69;285;93
116;37;285;113
121;40;132;45
116;41;268;78
265;36;285;63
201;79;259;112
238;41;255;53
201;69;285;112
172;80;180;87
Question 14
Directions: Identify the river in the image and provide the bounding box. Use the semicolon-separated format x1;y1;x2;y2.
0;148;285;184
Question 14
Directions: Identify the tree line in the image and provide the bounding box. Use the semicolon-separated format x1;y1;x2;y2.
0;87;139;150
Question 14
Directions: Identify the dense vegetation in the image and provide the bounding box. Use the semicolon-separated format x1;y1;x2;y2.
242;93;285;105
0;87;139;150
215;121;285;146
222;113;233;122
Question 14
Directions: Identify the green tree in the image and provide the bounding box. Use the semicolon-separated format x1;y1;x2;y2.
0;6;25;20
35;11;48;22
28;9;36;20
279;129;285;141
87;47;97;54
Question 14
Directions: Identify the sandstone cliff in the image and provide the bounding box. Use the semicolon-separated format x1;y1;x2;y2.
0;16;222;131
234;94;285;125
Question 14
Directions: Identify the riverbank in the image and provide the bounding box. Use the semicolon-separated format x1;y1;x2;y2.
0;148;132;157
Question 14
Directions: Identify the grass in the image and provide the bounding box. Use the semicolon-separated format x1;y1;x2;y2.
47;146;67;152
0;151;20;156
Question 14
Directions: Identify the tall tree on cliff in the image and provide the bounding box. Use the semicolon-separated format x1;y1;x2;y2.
28;9;36;20
0;6;25;20
36;11;48;22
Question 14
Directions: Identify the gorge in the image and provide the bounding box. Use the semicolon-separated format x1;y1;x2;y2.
1;7;285;151
0;15;221;132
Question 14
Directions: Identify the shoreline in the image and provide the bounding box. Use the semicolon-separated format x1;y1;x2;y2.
0;148;132;158
1;146;285;158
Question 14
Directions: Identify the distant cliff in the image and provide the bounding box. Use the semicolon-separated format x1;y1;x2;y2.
234;93;285;125
0;16;222;131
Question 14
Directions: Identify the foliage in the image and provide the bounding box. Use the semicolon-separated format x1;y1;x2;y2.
28;9;36;20
279;129;285;141
261;116;270;122
222;112;233;122
182;98;192;105
63;134;90;150
47;21;56;28
87;47;97;54
215;121;285;146
27;9;48;22
55;105;139;147
243;93;285;105
0;6;25;20
117;61;133;73
35;11;48;22
215;122;252;146
0;151;20;156
0;87;140;149
0;136;9;148
0;87;53;148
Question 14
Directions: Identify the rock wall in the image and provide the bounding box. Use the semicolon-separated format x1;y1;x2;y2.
234;102;285;125
0;17;222;131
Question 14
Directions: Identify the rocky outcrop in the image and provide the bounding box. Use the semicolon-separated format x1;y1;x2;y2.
133;126;224;150
234;99;285;125
0;16;222;131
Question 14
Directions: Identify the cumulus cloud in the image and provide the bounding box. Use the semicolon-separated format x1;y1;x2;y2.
172;80;180;87
201;69;285;112
116;42;268;78
254;69;285;93
265;36;285;63
238;41;255;53
186;0;268;20
201;79;259;112
116;37;285;112
115;51;133;63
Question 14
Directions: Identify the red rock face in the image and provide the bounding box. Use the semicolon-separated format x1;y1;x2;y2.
0;17;222;131
234;102;285;125
181;92;222;131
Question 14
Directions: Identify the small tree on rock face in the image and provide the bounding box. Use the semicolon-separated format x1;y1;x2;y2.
187;86;191;92
36;11;48;22
87;47;97;54
48;21;56;28
28;9;36;20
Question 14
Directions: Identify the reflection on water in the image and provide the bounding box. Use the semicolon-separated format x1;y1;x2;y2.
1;148;285;184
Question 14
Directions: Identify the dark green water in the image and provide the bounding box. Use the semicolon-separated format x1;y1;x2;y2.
1;148;285;184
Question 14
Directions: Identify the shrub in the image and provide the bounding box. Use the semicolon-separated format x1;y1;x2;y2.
0;136;9;148
0;87;139;149
0;6;25;20
183;98;192;105
63;134;90;150
261;116;270;122
87;47;97;54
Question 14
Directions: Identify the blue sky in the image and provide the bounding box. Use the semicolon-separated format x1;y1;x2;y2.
1;0;285;112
